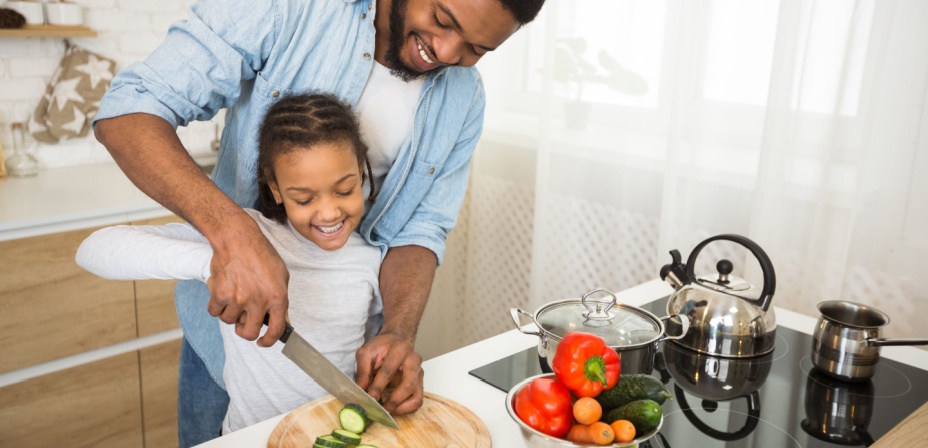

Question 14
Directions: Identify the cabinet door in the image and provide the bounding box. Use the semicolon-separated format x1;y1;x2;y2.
0;352;144;448
0;227;137;373
140;339;181;448
132;215;184;337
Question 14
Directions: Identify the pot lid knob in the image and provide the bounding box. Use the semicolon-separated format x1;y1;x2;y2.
581;287;617;323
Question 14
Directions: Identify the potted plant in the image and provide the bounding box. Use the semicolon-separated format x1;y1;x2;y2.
552;37;649;129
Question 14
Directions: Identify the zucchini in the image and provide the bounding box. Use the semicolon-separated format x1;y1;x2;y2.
331;429;362;445
314;435;348;448
596;374;673;412
339;404;370;434
603;399;663;432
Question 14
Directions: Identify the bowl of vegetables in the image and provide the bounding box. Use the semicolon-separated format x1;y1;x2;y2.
505;331;671;447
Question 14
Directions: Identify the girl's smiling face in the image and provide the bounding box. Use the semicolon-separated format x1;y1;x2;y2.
267;140;365;251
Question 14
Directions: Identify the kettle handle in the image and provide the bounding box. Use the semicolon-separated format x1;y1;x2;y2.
685;234;777;311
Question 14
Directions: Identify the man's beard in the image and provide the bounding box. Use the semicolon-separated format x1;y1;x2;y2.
384;0;430;82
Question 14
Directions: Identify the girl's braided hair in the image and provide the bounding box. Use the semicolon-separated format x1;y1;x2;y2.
256;93;375;225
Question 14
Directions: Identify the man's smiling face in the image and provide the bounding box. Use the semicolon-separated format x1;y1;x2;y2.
376;0;522;81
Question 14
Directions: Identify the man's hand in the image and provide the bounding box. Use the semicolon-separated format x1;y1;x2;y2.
355;333;424;415
206;217;290;347
95;114;290;347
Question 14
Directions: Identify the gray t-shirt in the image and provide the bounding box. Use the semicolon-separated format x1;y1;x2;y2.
76;208;383;432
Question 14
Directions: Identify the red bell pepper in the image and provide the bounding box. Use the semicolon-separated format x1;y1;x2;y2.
514;376;573;438
552;331;621;398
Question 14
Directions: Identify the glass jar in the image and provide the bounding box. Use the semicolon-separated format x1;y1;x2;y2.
5;122;39;178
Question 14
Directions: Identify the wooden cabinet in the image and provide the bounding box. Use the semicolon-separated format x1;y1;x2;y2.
0;353;144;448
140;340;182;448
0;226;137;373
0;215;185;448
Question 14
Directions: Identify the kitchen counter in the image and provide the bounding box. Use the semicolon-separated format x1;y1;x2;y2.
0;155;215;241
195;280;928;447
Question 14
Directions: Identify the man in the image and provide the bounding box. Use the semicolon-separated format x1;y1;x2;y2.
93;0;544;445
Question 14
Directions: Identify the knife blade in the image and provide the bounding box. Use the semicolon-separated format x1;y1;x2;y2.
263;315;399;430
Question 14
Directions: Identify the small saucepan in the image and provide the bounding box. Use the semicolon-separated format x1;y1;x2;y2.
510;287;689;375
811;300;928;381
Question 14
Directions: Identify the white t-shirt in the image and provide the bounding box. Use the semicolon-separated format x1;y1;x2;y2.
355;61;424;204
76;209;383;433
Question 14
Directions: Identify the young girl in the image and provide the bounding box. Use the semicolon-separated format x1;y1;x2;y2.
76;93;383;433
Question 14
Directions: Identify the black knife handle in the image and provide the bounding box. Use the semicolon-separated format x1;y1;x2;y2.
262;313;294;343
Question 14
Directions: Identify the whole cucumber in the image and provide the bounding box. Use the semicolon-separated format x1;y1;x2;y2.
602;399;663;432
595;374;673;412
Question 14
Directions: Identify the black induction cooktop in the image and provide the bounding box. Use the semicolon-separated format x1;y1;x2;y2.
469;297;928;447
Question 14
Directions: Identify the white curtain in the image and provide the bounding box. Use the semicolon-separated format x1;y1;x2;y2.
417;0;928;359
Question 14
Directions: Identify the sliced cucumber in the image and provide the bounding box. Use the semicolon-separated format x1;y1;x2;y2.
339;404;369;434
331;429;362;445
314;435;348;448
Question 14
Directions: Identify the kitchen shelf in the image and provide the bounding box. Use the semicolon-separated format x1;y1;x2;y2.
0;25;97;38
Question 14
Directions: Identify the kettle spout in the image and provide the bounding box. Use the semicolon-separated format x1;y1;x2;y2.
660;249;688;290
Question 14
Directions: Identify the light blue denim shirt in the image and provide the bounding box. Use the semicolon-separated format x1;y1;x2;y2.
94;0;485;387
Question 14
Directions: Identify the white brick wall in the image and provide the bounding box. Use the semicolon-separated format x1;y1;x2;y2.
0;0;220;170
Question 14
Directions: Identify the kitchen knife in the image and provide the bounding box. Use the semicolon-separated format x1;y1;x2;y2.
263;315;400;430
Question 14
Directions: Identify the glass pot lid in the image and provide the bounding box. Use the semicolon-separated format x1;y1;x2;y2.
534;288;663;347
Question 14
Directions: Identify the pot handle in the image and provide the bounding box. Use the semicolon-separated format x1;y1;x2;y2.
866;337;928;347
510;308;543;338
658;314;690;342
685;234;777;312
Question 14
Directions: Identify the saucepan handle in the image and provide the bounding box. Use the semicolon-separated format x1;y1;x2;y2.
658;314;690;342
866;337;928;347
510;308;543;338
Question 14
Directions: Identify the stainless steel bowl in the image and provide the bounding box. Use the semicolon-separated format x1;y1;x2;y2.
505;373;664;448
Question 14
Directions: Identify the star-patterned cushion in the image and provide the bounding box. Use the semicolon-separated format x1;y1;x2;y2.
30;43;115;143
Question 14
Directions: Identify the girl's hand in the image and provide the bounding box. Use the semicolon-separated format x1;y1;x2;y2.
354;333;424;415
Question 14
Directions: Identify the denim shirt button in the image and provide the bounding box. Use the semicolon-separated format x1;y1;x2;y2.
363;53;371;60
271;90;280;97
361;13;366;19
368;3;373;10
428;167;435;175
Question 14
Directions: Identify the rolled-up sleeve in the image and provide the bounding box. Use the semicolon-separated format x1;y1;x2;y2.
94;0;280;128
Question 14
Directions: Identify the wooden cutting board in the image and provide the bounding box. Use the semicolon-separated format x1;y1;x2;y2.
267;392;491;448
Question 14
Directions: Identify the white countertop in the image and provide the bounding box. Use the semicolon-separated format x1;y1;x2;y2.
194;279;928;448
0;156;214;241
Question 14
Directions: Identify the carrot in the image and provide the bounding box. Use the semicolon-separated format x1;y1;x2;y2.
588;421;615;445
610;419;636;444
572;397;603;425
566;424;593;444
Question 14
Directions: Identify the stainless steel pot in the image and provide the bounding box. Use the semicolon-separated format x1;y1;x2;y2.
510;288;689;375
811;301;928;381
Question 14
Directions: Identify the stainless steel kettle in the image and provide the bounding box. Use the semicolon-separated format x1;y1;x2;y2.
660;234;777;358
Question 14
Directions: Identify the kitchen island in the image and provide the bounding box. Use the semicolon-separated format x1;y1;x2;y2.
198;280;928;448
